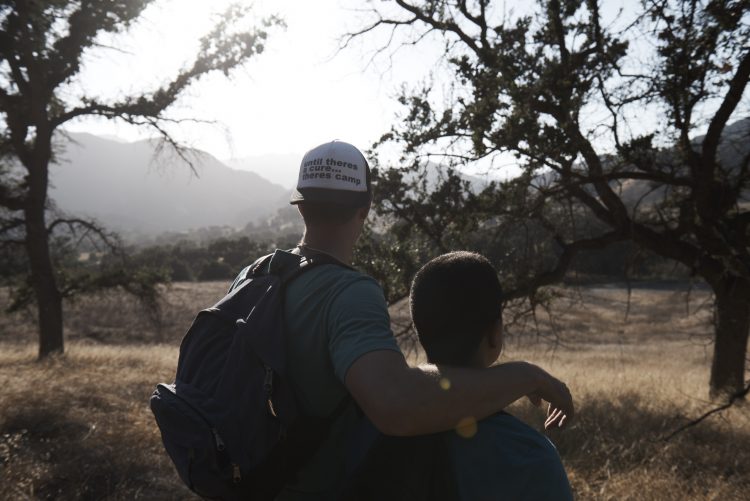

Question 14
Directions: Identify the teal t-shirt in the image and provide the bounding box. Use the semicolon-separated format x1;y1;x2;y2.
267;252;402;499
448;412;573;501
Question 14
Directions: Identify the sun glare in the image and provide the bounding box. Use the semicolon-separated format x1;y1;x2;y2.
68;0;406;160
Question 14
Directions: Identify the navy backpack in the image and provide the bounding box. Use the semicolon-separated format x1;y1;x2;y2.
150;250;350;500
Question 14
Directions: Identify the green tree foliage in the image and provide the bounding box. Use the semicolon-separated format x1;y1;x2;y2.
351;0;749;397
129;237;278;283
0;0;281;358
4;222;168;317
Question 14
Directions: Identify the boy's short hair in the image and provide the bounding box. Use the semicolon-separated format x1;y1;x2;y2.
410;251;503;366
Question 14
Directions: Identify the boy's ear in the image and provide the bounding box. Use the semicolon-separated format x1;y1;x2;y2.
487;317;503;348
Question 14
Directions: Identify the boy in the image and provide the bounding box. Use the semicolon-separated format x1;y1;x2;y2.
408;251;574;500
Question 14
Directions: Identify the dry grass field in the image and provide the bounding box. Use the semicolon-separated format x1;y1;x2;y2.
1;281;748;500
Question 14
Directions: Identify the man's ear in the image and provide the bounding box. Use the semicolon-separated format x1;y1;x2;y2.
357;203;371;221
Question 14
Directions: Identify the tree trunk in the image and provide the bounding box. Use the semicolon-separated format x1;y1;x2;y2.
23;125;64;359
25;200;64;358
709;276;750;398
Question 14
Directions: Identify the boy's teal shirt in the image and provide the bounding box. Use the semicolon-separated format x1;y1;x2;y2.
252;251;401;499
448;412;573;501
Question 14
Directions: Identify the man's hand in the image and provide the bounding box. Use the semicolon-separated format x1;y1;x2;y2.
524;366;574;429
532;366;574;429
544;405;569;429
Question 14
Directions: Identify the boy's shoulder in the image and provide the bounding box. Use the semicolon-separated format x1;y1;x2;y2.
448;412;572;500
450;411;558;457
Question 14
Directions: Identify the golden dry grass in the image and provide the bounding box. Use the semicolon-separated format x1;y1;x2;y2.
1;282;748;500
504;285;749;501
0;344;191;500
0;281;230;345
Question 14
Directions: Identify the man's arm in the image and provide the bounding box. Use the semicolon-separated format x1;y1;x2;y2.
345;350;573;437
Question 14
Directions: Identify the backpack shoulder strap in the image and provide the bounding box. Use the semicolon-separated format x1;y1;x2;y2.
269;249;355;414
233;248;354;292
269;248;354;286
227;253;274;293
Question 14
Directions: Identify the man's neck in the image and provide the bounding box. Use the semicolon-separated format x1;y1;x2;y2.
299;232;354;264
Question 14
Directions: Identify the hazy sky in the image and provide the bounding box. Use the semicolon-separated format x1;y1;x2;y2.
65;0;440;162
62;0;675;177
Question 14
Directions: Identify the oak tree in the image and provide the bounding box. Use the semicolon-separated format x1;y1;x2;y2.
351;0;750;396
0;0;279;357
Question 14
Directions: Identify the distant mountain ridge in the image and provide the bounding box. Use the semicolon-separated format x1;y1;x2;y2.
50;132;290;241
528;117;750;209
226;154;301;189
227;154;497;192
50;119;747;244
618;117;750;207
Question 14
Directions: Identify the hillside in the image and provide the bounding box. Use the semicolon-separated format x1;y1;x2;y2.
619;117;750;207
49;133;290;240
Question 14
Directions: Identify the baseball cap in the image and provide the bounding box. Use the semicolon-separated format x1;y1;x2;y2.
290;140;372;207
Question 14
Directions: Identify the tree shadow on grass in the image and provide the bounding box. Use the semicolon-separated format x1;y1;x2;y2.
0;401;191;500
3;389;747;500
514;392;749;496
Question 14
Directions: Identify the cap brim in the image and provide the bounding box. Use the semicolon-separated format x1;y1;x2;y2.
290;187;371;207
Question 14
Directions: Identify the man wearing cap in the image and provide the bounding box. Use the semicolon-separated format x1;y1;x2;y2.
260;141;573;499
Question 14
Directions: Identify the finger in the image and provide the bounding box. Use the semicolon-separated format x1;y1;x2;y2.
544;408;563;429
544;419;555;430
547;408;563;426
544;405;557;423
544;419;552;430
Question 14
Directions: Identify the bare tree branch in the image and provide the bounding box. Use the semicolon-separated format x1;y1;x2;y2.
660;381;750;441
46;216;120;253
702;50;750;166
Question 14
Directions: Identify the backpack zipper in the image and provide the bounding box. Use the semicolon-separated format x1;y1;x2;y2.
211;428;226;451
263;366;274;395
264;366;279;418
158;384;228;454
